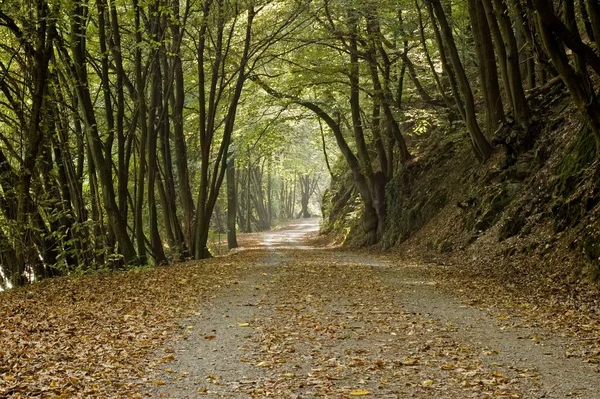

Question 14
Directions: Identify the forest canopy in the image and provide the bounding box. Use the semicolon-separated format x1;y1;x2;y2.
1;0;599;288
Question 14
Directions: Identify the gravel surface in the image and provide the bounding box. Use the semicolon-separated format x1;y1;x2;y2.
145;219;600;398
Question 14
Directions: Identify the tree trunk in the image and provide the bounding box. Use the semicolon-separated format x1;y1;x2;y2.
300;175;312;218
580;0;595;42
133;0;148;264
108;0;129;223
490;0;531;128
194;4;255;258
564;0;588;77
480;0;513;112
348;8;381;243
430;0;493;162
227;154;238;249
586;0;600;49
147;0;167;265
468;0;504;136
14;0;54;284
534;0;600;148
416;0;452;109
425;1;466;121
170;0;195;249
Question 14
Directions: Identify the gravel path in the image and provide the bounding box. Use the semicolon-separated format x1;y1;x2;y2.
145;219;600;398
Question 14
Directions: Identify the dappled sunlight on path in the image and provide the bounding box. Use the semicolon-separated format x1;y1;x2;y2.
259;218;321;250
236;218;322;251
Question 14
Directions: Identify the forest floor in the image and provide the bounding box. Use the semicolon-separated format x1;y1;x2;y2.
2;219;600;398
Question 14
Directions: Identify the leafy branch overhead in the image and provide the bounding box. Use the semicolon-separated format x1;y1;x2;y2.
1;0;600;299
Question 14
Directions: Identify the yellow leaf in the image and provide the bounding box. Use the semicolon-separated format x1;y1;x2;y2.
237;322;250;327
402;357;418;366
256;361;271;367
422;379;434;387
349;388;371;396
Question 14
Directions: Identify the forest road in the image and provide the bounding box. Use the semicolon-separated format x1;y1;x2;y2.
146;218;600;399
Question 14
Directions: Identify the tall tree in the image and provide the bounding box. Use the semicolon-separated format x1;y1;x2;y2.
428;0;493;162
467;0;504;136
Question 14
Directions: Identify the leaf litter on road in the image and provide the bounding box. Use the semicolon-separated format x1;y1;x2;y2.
4;219;592;398
0;259;240;398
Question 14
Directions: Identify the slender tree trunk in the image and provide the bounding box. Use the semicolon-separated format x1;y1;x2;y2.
170;0;195;249
267;167;273;226
430;0;493;162
14;0;54;284
580;0;595;42
147;0;167;264
160;27;187;259
291;171;296;220
318;119;334;178
227;154;238;249
247;165;252;233
586;0;600;49
480;0;514;112
507;0;536;89
564;0;587;76
397;8;434;104
364;10;412;164
70;0;137;265
534;0;600;148
416;0;452;108
468;0;504;136
133;0;148;263
425;0;466;121
96;0;116;206
490;0;531;128
194;5;255;258
156;175;176;247
108;0;129;223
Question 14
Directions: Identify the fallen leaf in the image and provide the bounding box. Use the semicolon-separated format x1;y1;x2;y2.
349;388;371;396
256;361;271;367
